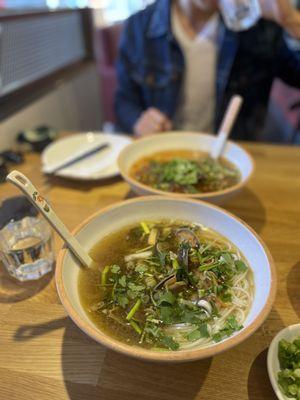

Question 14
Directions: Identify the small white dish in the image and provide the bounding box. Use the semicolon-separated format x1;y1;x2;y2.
118;131;254;205
267;324;300;400
42;132;132;180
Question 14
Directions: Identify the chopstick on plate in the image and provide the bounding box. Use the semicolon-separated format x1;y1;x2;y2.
45;143;110;174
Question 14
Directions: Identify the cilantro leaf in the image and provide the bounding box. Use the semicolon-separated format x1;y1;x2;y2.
160;335;180;351
235;260;248;272
117;294;129;308
187;324;209;341
159;306;175;324
111;265;121;274
118;275;126;287
212;316;242;343
157;291;176;306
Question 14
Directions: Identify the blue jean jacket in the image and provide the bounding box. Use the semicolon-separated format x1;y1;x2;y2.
115;0;300;140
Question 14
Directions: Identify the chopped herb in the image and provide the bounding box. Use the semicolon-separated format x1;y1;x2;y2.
212;315;242;342
134;156;240;194
187;324;209;342
119;275;127;287
111;265;121;274
126;299;142;321
157;291;176;306
235;260;248;272
101;265;110;285
161;335;180;351
141;221;150;234
135;264;148;274
159;306;174;324
117;294;129;308
277;336;300;399
129;320;142;335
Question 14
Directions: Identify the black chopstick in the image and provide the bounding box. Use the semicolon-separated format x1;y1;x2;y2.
48;143;110;174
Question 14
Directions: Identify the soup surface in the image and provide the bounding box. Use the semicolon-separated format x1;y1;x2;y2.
130;150;241;194
79;220;253;351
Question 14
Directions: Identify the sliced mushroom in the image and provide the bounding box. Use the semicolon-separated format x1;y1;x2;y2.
164;275;177;287
156;242;169;255
177;241;190;270
148;228;158;246
195;299;212;315
176;228;200;248
153;273;176;291
167;281;187;292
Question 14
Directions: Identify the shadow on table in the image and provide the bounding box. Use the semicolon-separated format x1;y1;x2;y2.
13;316;68;341
247;348;276;400
226;188;266;234
247;308;285;400
45;174;123;192
13;314;211;400
60;325;212;400
0;265;53;303
13;305;284;400
124;189;138;200
287;261;300;319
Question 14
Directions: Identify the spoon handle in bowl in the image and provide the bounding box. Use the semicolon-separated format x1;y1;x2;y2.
6;170;94;268
211;95;243;159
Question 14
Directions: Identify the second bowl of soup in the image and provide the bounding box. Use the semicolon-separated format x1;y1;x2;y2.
118;132;254;204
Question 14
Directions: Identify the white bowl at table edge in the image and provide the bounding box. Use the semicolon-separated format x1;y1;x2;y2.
268;324;300;400
117;132;255;204
55;196;276;363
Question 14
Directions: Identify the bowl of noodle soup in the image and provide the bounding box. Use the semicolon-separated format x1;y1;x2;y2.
56;197;276;363
118;132;254;205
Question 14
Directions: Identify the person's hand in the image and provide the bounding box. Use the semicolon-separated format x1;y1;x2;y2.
259;0;300;39
133;108;172;138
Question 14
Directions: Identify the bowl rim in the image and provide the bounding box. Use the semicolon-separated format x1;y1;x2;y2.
117;132;255;199
56;196;276;363
267;323;300;400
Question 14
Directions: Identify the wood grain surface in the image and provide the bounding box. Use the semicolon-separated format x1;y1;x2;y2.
0;141;300;400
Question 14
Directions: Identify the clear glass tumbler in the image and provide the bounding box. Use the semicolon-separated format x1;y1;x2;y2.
0;216;54;281
219;0;261;31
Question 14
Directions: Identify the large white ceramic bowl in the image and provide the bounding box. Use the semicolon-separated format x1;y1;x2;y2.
118;132;254;204
268;324;300;400
56;197;276;363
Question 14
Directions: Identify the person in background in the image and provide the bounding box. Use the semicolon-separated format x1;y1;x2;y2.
115;0;300;140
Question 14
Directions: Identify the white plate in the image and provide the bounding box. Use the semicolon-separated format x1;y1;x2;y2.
267;324;300;400
42;133;132;180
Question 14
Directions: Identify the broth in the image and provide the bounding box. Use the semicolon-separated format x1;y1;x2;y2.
78;220;253;351
130;150;241;194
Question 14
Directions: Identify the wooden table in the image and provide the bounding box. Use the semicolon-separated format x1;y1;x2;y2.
1;142;300;400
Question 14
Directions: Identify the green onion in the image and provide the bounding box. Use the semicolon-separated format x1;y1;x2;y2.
172;258;179;270
126;299;141;320
101;265;110;285
129;320;142;335
140;222;150;234
199;263;219;272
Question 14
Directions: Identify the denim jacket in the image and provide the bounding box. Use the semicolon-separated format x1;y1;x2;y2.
115;0;300;140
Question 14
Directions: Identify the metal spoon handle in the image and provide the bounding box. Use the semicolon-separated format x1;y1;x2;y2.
6;170;93;268
211;95;243;159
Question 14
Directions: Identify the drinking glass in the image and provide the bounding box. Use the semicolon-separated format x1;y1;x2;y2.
219;0;261;31
0;216;54;281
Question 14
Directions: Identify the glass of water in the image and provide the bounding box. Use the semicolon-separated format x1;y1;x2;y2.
0;216;54;281
219;0;261;31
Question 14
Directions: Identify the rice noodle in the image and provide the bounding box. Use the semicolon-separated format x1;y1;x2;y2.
124;250;152;262
164;267;253;350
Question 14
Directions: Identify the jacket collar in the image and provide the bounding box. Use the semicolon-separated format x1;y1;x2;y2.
147;0;172;38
